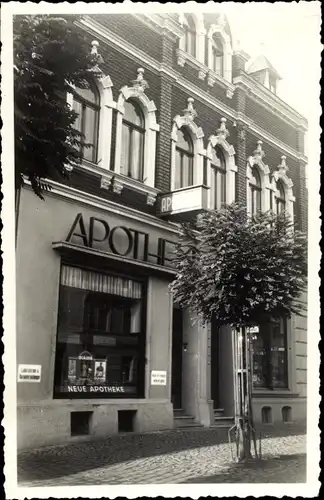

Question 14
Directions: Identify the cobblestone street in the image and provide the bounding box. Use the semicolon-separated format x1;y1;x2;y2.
18;425;307;486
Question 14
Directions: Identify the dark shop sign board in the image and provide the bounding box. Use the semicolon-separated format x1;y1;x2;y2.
66;213;177;268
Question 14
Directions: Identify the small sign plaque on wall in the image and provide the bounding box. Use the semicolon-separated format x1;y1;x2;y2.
248;326;259;334
151;370;167;386
18;364;41;383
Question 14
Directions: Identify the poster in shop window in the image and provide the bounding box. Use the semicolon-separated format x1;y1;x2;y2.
63;350;137;396
68;358;77;382
94;360;106;381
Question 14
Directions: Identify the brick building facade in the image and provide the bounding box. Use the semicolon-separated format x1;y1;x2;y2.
16;12;308;449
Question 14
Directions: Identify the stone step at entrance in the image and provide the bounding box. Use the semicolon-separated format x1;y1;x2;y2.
173;409;204;429
212;408;234;428
214;408;225;418
211;415;235;428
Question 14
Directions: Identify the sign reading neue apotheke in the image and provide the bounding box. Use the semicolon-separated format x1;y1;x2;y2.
66;213;177;268
67;385;133;394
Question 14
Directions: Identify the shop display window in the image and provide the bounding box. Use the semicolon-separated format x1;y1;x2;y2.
54;265;146;398
251;316;288;389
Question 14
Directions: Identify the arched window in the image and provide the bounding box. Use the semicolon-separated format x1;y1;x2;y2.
121;100;145;181
73;83;100;162
211;146;226;209
175;128;194;189
275;180;286;215
249;166;262;216
211;36;223;77
183;15;196;57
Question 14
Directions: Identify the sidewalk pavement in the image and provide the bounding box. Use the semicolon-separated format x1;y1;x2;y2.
18;424;306;486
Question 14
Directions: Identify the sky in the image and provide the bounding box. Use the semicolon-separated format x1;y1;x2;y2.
223;1;321;168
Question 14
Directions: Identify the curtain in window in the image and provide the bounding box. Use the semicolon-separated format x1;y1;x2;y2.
275;180;286;214
184;14;196;57
212;37;223;76
132;129;144;180
73;83;100;163
121;100;145;180
250;166;262;215
83;106;97;161
61;265;143;299
211;147;226;209
120;125;130;176
175;127;194;189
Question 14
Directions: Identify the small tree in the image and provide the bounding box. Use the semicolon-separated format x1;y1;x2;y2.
171;203;307;461
14;14;101;199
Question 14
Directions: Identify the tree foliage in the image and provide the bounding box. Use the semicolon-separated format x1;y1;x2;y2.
171;204;307;328
14;14;101;198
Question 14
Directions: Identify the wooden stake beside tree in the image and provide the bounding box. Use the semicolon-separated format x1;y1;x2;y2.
171;203;307;462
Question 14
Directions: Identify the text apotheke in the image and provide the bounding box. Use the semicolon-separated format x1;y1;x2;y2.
67;385;125;393
66;213;177;268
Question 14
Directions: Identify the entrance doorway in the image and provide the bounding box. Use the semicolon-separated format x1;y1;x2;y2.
210;321;221;409
171;307;183;409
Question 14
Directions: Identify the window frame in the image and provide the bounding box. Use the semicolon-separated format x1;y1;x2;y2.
275;180;286;215
73;83;100;163
211;36;224;77
121;100;145;181
211;146;226;209
183;14;196;57
249;166;262;216
175;127;194;189
53;264;147;400
251;316;289;390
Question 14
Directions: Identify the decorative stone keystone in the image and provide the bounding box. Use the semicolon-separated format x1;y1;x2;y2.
216;117;229;140
131;68;149;92
100;174;124;195
100;175;111;190
146;193;157;206
176;51;186;67
91;40;99;56
238;128;246;142
198;68;208;81
207;73;216;87
278;155;289;174
91;40;103;65
111;177;124;194
253;140;265;160
183;97;197;121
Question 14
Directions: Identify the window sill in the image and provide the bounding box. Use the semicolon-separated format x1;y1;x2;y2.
77;160;159;206
252;390;299;399
175;48;235;98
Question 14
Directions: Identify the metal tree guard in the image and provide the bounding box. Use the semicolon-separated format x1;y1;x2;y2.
228;327;262;461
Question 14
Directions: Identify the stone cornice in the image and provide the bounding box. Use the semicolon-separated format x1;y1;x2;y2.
247;124;308;164
137;13;184;40
233;73;308;131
